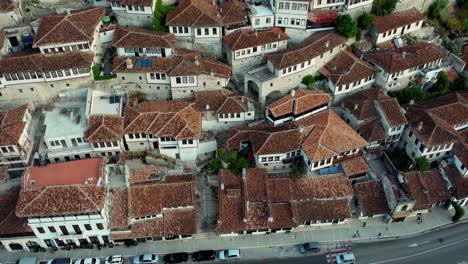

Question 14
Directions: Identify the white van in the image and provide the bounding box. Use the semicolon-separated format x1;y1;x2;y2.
336;253;355;264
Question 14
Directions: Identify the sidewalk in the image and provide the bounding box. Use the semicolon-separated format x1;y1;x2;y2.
1;207;466;263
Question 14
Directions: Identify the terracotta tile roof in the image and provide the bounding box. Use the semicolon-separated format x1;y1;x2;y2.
244;168;268;202
373;8;424;33
16;185;106;217
355;180;389;216
0;105;28;146
267;31;346;70
113;52;231;78
0;187;32;236
375;98;408;128
229;110;367;161
128;167;161;185
223;28;289;51
0;30;5;50
341;157;370;178
308;10;337;24
166;0;223;27
0;51;94;75
266;178;292;203
0;0;15;12
33;7;105;46
320;50;377;87
292;199;351;222
292;174;354;200
128;180;195;218
124;99;202;139
363;42;445;74
266;88;331;118
112;25;175;49
109;188;129;229
404;92;467;147
454;142;468;166
219;169;242;188
402;169;450;211
443;164;468;199
193;89;253;114
342;87;389;121
85;115;124;143
219;0;249;26
113;0;153;6
356;119;386;143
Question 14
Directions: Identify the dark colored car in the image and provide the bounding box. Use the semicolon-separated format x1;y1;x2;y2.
192;250;216;262
298;242;321;254
162;253;188;264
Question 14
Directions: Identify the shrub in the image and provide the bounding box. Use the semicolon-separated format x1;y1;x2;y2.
371;0;397;16
92;64;117;81
452;201;465;222
217;149;251;174
291;159;307;180
302;75;316;89
428;71;450;96
152;0;176;32
428;0;449;19
443;38;464;54
208;159;222;173
387;82;427;104
336;14;357;38
386;150;413;172
357;13;374;30
451;75;468;91
414;157;430;171
446;17;463;31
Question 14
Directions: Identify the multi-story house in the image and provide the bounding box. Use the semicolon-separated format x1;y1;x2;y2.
0;0;23;28
309;0;345;11
109;161;195;243
249;5;275;30
370;8;424;45
440;143;468;206
220;0;250;32
354;180;389;219
193;89;255;130
340;87;407;149
37;89;124;164
0;105;34;173
123;99;217;161
271;0;310;29
401;91;467;163
345;0;373;10
244;31;347;107
166;0;224;57
15;158;113;249
363;42;445;91
320;50;377;97
0;8;106;105
265;88;331;126
109;0;156;28
112;25;176;57
380;174;416;222
0;186;42;252
217;168;354;236
228;96;367;172
113;49;231;100
223;28;289;83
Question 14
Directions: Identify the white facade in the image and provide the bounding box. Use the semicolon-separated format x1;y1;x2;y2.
249;5;275;30
116;47;173;57
372;20;423;45
273;0;309;29
110;1;155;27
327;75;375;96
310;0;346;9
266;101;328;126
454;154;468;177
402;128;454;162
345;0;373;9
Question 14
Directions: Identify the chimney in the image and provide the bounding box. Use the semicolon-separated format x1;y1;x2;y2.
417;122;423;131
242;167;247;178
331;65;337;71
241;97;245;102
354;103;358;110
268;217;273;223
66;9;71;15
205;104;210;110
255;30;258;37
402;51;407;58
212;0;216;5
324;41;329;48
194;56;200;65
298;125;304;133
277;33;281;40
125;58;133;69
409;99;415;105
220;182;225;190
290;89;296;97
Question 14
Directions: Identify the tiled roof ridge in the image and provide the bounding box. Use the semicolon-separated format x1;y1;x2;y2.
78;185;103;212
114;30;172;47
17;186;49;215
425;112;458;145
166;0;193;24
87;114;122;141
277;32;332;68
175;104;198;138
217;96;247;113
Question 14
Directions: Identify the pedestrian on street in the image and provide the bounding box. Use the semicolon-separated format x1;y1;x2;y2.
378;232;381;237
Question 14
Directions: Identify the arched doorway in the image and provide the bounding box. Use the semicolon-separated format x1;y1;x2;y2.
265;90;283;107
246;80;260;100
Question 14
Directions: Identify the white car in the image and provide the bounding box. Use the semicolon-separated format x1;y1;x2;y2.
132;254;158;264
74;259;100;264
218;249;241;260
104;256;123;264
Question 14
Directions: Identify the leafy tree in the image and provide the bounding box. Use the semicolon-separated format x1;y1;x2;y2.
208;159;222;173
451;75;468;91
428;0;449;19
388;82;427;104
217;149;251;174
291;159;307;180
302;75;316;89
429;72;450;95
371;0;397;16
452;201;465;222
414;157;430;171
336;14;357;38
357;13;374;30
152;0;175;32
443;38;464;54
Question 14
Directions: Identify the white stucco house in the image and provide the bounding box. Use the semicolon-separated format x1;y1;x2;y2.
109;0;156;28
370;8;424;45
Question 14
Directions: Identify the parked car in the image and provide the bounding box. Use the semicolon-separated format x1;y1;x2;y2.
47;258;72;264
192;250;216;262
16;258;37;264
298;242;321;254
105;255;123;264
133;254;158;264
162;253;188;263
74;258;100;264
336;253;355;264
218;249;240;260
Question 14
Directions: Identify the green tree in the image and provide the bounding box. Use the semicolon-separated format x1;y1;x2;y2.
428;0;449;19
371;0;397;15
336;14;357;38
451;75;468;91
152;0;176;32
443;38;464;54
302;75;316;89
357;13;374;30
429;72;450;95
208;159;222;173
452;201;465;222
291;159;307;180
388;82;427;104
414;157;430;171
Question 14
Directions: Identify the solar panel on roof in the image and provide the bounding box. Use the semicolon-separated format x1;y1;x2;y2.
135;58;153;68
